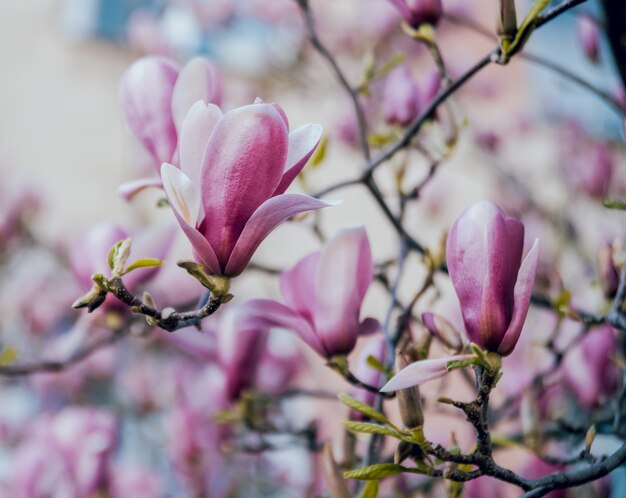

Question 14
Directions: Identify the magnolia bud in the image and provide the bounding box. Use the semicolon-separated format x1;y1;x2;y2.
395;349;424;429
72;285;107;313
496;0;517;41
111;238;132;277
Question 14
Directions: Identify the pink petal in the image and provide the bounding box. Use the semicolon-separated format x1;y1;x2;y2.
200;103;289;266
314;227;373;356
242;299;326;357
497;239;539;356
118;177;164;201
172;57;224;134
279;252;320;326
161;163;220;274
359;317;381;336
179;101;223;188
380;354;474;392
224;194;334;276
119;57;179;168
273;124;323;196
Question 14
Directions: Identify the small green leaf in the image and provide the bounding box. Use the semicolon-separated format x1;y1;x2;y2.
343;421;400;438
344;463;405;480
156;198;169;208
338;393;388;424
122;258;165;275
553;289;572;315
0;347;17;366
360;480;379;498
365;354;387;374
603;198;626;210
445;357;476;371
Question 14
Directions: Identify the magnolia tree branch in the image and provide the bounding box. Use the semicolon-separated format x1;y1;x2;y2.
105;277;224;332
0;331;122;377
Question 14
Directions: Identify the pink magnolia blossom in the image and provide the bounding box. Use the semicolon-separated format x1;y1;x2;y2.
161;100;330;277
446;201;539;356
111;467;163;498
561;325;620;409
389;0;442;28
119;56;223;199
8;408;117;498
597;241;620;299
576;15;600;63
382;65;420;126
242;227;379;357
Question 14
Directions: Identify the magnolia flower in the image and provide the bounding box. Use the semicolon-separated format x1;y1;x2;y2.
119;56;223;199
446;201;539;356
161;100;330;277
381;202;538;392
562;325;620;409
389;0;442;28
241;227;379;358
8;409;117;498
382;65;420;126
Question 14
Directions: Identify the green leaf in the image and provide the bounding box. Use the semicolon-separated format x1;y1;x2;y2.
360;480;379;498
0;347;17;366
343;421;400;438
338;393;388;424
445;357;476;371
344;463;405;480
122;258;165;275
603;198;626;210
366;354;387;374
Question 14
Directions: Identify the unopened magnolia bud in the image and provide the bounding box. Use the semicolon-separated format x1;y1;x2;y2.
597;243;619;299
422;312;464;352
71;285;107;313
321;443;351;498
496;0;517;41
395;349;424;429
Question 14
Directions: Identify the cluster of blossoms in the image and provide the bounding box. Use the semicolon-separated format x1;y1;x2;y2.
2;0;626;496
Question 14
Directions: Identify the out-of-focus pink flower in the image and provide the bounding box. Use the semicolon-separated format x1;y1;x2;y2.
161;100;330;277
382;65;420;126
389;0;442;28
597;241;620;298
351;336;387;419
213;305;270;400
242;227;378;358
422;312;464;352
446;201;539;356
111;466;163;498
559;125;614;199
8;408;117;498
576;15;600;63
69;223;174;297
119;56;224;199
562;325;620;409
